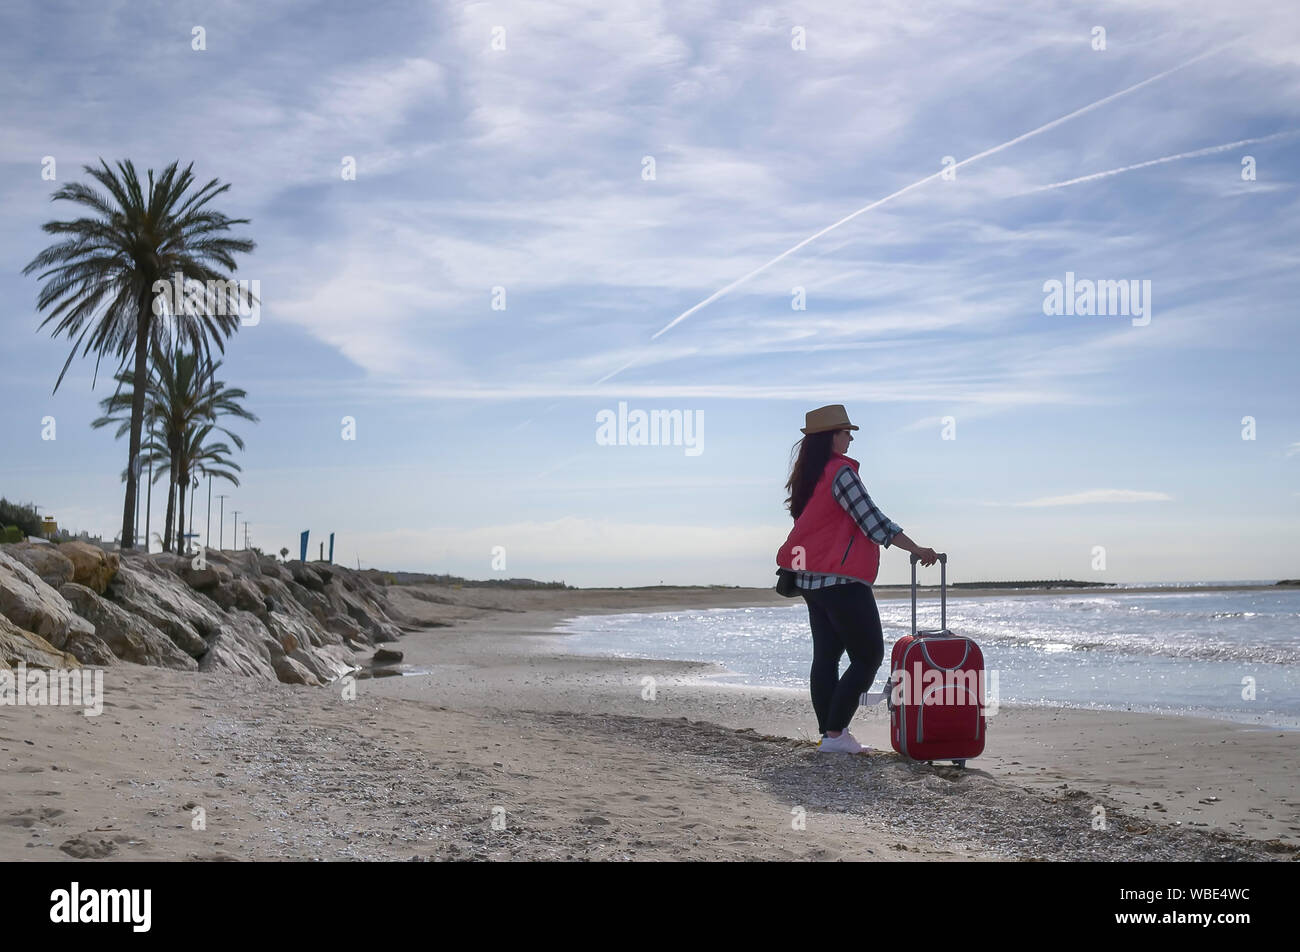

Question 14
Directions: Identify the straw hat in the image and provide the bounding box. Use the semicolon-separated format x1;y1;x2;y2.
801;404;859;435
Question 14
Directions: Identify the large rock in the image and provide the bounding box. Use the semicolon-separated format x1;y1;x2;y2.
179;562;234;593
47;611;98;652
0;615;81;669
288;561;324;592
0;549;79;644
289;584;331;623
287;642;357;683
106;559;222;658
325;612;367;642
5;543;75;589
326;581;398;642
220;550;264;579
57;541;119;594
197;610;279;682
223;607;324;686
59;583;197;670
63;627;118;667
258;557;291;582
264;610;325;655
209;578;269;617
272;653;322;686
148;552;192;579
255;577;338;646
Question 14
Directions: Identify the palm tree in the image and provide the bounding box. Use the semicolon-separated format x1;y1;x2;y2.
92;343;257;552
102;424;182;554
166;425;243;554
153;347;256;553
24;159;255;550
137;433;180;553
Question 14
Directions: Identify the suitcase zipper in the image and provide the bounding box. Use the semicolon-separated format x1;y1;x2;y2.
840;536;855;566
917;684;982;743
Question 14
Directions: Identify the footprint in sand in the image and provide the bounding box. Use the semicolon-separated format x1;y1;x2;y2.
58;835;117;858
0;807;65;828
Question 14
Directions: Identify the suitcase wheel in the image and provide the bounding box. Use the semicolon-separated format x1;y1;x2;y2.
952;760;966;768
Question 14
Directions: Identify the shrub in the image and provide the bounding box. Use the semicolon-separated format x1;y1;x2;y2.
0;499;41;537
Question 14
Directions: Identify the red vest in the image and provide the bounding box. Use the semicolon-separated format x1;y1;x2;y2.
776;454;881;584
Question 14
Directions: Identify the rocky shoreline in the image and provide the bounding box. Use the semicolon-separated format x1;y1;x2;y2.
0;541;410;686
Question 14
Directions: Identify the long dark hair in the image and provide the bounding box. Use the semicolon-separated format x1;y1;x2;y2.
784;431;835;519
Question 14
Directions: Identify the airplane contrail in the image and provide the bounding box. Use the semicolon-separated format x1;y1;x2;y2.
592;354;643;386
1019;129;1300;193
642;44;1231;347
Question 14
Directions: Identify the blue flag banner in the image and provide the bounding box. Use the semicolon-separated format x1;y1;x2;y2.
300;530;309;562
328;533;335;564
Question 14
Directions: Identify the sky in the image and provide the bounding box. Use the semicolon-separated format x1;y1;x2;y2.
1;0;1298;587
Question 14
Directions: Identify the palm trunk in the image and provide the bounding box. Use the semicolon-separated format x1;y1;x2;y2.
163;440;182;552
176;471;188;555
119;289;151;550
163;480;176;553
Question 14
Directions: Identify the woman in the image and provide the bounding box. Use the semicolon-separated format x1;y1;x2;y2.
776;405;940;754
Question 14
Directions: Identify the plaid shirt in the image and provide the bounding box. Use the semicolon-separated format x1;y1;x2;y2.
781;464;902;590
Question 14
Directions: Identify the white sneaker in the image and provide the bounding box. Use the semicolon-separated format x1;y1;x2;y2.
818;730;870;754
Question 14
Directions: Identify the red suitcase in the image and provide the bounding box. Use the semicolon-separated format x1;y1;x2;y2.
886;554;986;767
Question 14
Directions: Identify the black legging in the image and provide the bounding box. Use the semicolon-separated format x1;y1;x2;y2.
801;582;885;735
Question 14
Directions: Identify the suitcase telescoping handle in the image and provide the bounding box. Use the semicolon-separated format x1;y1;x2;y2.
910;552;948;637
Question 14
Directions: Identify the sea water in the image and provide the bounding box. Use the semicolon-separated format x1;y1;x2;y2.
555;588;1300;729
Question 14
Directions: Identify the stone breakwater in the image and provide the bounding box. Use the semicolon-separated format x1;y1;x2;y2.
0;541;411;685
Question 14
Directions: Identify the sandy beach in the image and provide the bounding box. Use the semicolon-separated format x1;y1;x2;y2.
8;0;1300;888
2;582;1297;862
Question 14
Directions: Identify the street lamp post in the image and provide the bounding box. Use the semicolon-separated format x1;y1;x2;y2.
206;473;213;554
216;495;229;552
